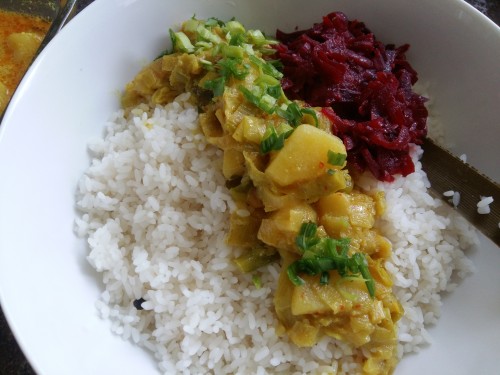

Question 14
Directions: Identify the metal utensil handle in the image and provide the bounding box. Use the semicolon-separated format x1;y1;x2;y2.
421;138;500;246
37;0;78;55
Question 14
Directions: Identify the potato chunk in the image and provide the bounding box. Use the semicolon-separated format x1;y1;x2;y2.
265;124;346;187
6;32;42;63
258;202;317;250
0;81;8;112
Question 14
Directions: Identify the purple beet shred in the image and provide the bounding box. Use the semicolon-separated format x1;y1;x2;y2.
274;11;428;181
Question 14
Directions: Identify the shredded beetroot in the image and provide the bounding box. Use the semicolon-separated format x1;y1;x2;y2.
274;11;428;182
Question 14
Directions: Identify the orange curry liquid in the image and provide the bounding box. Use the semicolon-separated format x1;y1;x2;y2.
0;10;50;113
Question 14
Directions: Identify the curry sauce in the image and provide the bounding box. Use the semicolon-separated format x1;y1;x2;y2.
0;10;50;113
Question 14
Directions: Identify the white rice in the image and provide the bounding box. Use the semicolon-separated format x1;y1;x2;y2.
75;93;478;374
477;196;493;214
356;145;477;353
442;190;461;207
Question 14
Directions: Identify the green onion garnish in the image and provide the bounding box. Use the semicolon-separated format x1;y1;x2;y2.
217;57;249;80
203;77;226;97
259;124;293;154
327;150;347;166
287;222;376;298
260;127;285;154
239;86;276;114
300;107;319;127
275;102;303;126
252;274;263;289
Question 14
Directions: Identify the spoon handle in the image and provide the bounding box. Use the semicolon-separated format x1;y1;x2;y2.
421;138;500;246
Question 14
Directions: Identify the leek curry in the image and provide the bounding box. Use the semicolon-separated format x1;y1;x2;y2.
121;17;404;375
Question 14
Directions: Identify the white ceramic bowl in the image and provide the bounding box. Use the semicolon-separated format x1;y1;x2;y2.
0;1;498;374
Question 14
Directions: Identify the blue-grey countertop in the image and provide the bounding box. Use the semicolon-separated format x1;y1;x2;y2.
0;0;498;373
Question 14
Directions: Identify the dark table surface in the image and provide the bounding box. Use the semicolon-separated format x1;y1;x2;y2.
1;0;499;374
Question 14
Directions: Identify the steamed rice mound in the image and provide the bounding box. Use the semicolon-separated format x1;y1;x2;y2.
75;93;476;374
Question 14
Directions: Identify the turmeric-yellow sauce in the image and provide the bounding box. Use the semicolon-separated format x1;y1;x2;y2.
0;10;50;113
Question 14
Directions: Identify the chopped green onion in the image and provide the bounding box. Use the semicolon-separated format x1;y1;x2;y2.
221;44;245;59
252;274;262;289
234;246;280;273
247;29;267;46
169;29;177;52
197;24;222;43
259;94;277;113
239;85;260;106
300;107;319;127
155;48;170;60
204;17;225;28
354;253;376;297
327;150;347;166
225;20;246;35
217;58;249;80
248;55;283;79
266;85;283;99
260;126;284;154
259;124;293;154
287;222;376;297
203;77;226;97
241;43;255;56
199;58;213;69
259;47;278;55
239;86;276;114
195;41;213;50
229;32;247;46
276;102;303;126
182;18;201;33
276;103;319;127
296;221;320;252
320;271;330;285
266;59;284;71
255;74;280;88
168;30;196;53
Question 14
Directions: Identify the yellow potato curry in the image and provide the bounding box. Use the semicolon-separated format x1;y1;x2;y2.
0;10;50;113
122;17;404;375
